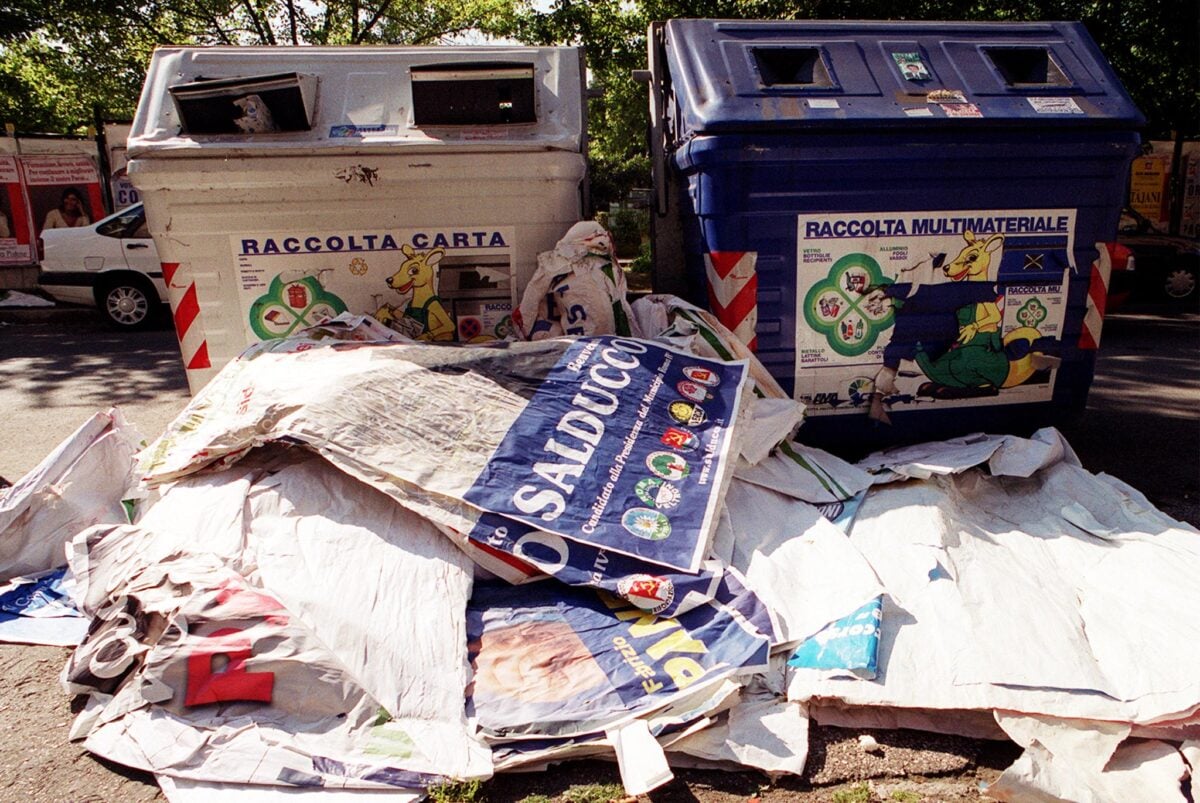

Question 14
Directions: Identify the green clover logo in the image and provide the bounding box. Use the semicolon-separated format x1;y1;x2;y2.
803;254;895;357
249;275;348;341
1017;298;1048;329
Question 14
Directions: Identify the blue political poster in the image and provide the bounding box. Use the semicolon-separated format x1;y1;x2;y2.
788;595;882;678
466;511;779;640
464;337;748;573
467;580;770;739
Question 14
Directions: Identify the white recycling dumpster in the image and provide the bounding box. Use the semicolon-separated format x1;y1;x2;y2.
128;45;587;392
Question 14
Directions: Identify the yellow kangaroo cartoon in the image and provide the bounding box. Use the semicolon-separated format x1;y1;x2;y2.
374;245;455;342
913;230;1012;395
912;229;1057;396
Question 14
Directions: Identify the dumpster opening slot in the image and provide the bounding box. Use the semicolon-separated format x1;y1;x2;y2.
984;47;1071;87
168;73;316;135
753;47;833;87
412;63;536;126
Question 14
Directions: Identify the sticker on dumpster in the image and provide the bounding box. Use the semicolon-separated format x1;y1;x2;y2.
463;337;747;573
794;208;1077;415
941;103;983;118
232;227;516;345
1028;97;1084;115
466;580;770;738
892;52;931;82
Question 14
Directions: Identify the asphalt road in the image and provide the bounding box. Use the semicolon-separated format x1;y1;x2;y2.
1;303;1195;523
0;313;190;485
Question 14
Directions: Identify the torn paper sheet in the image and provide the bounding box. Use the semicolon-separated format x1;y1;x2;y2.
711;479;882;646
245;459;487;777
73;560;444;789
0;408;140;581
140;336;749;575
788;596;882;680
787;442;1200;726
631;294;790;400
736;440;875;505
857;427;1079;482
607;719;673;795
65;467;490;786
516;221;634;340
994;712;1131;775
0;567;88;646
737;397;806;466
666;680;810;778
466;580;770;740
986;739;1188;803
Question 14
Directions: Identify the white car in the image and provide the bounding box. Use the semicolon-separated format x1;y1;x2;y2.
38;203;169;329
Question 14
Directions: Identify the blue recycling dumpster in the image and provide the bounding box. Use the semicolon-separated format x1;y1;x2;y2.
648;19;1143;450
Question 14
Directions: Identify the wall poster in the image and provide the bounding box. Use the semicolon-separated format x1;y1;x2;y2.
795;208;1077;416
232;227;517;344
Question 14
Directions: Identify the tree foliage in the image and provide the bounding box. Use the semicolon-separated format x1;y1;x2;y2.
1;0;1195;206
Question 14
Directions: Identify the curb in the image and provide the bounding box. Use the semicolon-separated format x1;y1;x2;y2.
0;304;100;325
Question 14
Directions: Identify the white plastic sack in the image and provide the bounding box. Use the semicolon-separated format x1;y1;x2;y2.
516;221;634;340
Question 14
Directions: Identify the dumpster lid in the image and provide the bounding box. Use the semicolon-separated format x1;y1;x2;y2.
661;20;1144;136
129;45;585;157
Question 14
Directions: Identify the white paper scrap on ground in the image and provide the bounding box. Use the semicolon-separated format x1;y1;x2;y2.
666;680;810;778
157;774;422;802
986;739;1188;803
0;408;140;581
788;432;1200;727
606;719;674;795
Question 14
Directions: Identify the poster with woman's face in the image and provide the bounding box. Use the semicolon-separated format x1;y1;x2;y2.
18;154;105;239
0;156;34;264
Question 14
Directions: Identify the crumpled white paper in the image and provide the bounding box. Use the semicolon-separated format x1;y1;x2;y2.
0;408;141;581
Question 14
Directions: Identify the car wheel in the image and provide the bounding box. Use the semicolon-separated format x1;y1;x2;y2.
1163;262;1198;303
97;275;157;329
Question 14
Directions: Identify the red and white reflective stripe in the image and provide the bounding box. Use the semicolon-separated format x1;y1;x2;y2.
704;251;758;350
1079;243;1111;350
162;262;211;371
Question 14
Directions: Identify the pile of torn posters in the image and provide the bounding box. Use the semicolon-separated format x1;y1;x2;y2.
1;232;1198;802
